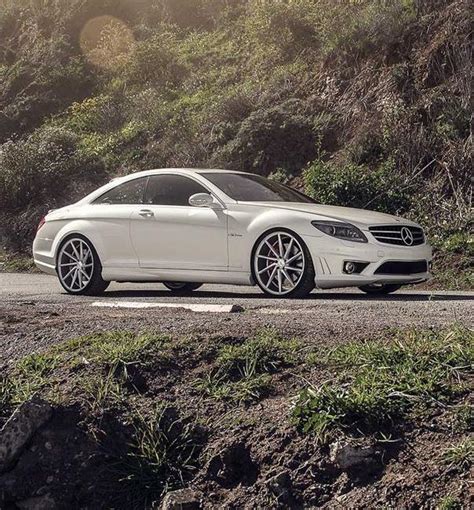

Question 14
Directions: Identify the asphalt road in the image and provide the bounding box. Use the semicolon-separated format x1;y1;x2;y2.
1;271;473;310
1;272;473;365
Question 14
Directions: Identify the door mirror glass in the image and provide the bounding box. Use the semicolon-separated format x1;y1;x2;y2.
189;193;221;209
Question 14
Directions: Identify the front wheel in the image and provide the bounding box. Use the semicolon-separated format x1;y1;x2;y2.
253;229;315;298
359;283;402;295
57;235;110;295
163;282;203;294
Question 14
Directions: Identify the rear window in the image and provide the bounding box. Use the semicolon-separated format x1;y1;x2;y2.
94;178;147;205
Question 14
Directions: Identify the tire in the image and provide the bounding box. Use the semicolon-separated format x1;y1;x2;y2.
252;229;315;298
163;282;203;294
359;283;402;295
56;235;110;296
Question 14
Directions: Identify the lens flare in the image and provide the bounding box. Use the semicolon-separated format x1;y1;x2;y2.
80;15;135;70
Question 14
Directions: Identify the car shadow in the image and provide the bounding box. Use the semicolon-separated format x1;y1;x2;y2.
99;289;473;302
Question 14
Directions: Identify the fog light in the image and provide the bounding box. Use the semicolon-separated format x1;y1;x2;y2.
344;262;356;274
343;261;369;274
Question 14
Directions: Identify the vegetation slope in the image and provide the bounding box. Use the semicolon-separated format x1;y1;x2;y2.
0;0;472;287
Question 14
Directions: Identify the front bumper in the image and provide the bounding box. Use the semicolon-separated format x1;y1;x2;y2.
302;234;433;289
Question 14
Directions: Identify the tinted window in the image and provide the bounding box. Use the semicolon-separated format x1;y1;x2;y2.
201;173;316;203
94;178;147;205
144;175;208;206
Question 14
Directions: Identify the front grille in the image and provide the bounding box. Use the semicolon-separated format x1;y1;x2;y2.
369;225;424;246
375;260;428;275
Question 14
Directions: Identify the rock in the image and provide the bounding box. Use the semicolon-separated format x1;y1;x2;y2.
160;488;201;510
265;469;293;503
16;494;57;510
329;441;379;471
0;397;52;473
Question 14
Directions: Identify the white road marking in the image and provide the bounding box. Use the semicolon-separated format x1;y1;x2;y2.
90;301;243;313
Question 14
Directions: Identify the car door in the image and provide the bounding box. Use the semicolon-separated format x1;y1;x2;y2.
130;174;228;270
89;176;148;268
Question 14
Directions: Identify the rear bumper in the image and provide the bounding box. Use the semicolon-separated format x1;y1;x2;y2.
302;234;433;289
34;259;56;276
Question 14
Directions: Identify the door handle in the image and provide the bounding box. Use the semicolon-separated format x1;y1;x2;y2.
139;209;154;218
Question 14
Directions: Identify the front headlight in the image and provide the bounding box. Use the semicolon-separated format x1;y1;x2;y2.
311;220;368;243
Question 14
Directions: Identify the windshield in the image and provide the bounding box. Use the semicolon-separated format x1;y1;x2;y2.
201;173;316;203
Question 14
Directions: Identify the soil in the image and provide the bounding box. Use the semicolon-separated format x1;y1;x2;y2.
0;299;472;509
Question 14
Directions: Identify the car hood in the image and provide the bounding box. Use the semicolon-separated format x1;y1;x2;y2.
239;202;418;228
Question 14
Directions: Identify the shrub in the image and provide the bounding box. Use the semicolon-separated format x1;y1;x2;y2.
218;100;330;175
0;2;92;141
0;126;105;250
125;33;187;88
304;158;413;214
0;126;105;211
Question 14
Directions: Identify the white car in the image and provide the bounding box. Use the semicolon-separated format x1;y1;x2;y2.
33;168;432;298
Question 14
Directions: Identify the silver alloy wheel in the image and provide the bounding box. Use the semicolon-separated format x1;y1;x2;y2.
254;231;305;296
58;238;94;293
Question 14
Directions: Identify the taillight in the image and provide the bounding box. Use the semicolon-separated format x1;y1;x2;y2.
37;216;46;232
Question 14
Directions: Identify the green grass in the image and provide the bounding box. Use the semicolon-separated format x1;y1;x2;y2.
2;332;168;413
195;328;298;404
437;496;462;510
108;406;201;506
293;326;473;441
194;365;271;404
451;403;473;432
81;367;127;412
0;254;38;273
443;438;473;470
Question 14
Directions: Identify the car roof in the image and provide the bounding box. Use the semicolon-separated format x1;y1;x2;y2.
116;168;246;180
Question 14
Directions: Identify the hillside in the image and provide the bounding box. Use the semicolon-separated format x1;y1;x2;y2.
0;0;472;287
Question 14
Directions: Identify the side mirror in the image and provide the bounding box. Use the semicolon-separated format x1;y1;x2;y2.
189;193;222;209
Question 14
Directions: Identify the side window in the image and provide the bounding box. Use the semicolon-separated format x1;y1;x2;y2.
94;178;147;205
144;175;208;206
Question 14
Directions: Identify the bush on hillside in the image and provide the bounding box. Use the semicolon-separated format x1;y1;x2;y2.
0;126;105;250
0;3;92;142
304;159;413;214
216;100;331;176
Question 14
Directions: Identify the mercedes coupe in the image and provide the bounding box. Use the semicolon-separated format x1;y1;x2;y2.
33;169;432;297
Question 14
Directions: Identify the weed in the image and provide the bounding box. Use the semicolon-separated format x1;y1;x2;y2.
451;403;473;432
217;328;299;377
437;496;462;510
443;439;473;470
195;370;271;404
195;329;297;404
0;255;38;273
81;367;126;412
294;326;473;440
17;352;60;378
108;406;202;506
58;331;168;369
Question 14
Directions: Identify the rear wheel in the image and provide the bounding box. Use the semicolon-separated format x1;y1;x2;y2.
163;282;203;294
359;283;402;295
57;236;109;295
253;229;315;298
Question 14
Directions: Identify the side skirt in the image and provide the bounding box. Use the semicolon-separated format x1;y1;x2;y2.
101;267;253;286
